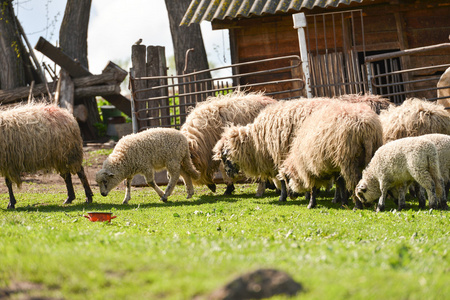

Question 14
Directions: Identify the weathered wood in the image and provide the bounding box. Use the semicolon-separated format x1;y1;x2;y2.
56;69;75;113
35;37;91;78
365;43;450;63
74;85;120;98
131;44;148;129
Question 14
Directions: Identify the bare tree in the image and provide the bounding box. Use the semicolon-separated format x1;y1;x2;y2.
59;0;100;140
0;1;28;89
164;0;211;77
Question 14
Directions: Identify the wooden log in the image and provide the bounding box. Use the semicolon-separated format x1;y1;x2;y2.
35;37;91;77
74;85;120;98
56;69;75;113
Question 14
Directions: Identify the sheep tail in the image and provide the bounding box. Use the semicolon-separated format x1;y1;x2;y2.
182;153;201;180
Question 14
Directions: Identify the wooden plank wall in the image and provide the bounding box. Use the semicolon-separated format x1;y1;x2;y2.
220;0;450;99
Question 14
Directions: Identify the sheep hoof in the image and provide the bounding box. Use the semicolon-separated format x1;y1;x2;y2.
186;194;193;199
63;197;74;204
224;184;235;195
207;184;216;193
397;204;405;211
7;203;15;209
160;197;168;203
278;195;287;202
376;204;385;212
85;195;93;204
307;203;316;209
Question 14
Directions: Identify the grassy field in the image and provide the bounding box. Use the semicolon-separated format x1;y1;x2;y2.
0;182;449;299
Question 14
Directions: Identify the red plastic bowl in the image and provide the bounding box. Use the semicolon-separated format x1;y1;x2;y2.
84;212;117;222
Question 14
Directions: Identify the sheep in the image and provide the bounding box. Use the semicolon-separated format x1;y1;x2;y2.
0;103;93;209
212;98;330;201
437;66;450;112
355;135;446;212
180;91;276;195
380;97;450;144
278;101;383;209
338;93;391;114
415;134;450;208
379;98;450;203
96;127;200;204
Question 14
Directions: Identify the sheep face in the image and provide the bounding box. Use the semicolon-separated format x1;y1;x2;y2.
220;149;240;178
96;169;121;197
355;177;381;204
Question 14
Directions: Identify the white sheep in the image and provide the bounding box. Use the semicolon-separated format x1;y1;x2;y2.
355;135;446;212
96;128;200;203
415;134;450;208
0;103;93;209
279;101;383;209
180;91;276;194
380;98;450;144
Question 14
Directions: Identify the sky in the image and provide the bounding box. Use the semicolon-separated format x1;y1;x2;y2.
14;0;231;78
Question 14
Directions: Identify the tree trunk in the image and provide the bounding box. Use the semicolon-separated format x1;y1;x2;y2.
164;0;211;77
59;0;100;141
0;1;26;89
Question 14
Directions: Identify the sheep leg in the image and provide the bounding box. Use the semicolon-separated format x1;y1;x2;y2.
255;180;266;197
143;172;165;201
61;172;76;204
77;166;93;203
376;190;388;212
307;187;317;209
278;179;287;202
6;178;16;209
122;178;133;204
397;184;407;211
224;183;235;195
162;168;181;202
180;169;195;199
207;183;217;193
417;186;427;209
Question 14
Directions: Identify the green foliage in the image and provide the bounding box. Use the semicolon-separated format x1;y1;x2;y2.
0;184;449;299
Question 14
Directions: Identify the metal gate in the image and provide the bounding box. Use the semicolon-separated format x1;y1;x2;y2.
303;10;368;97
129;53;304;132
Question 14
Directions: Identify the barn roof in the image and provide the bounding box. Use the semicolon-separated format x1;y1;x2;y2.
181;0;365;26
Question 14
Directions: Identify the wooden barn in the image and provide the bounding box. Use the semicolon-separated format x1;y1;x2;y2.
181;0;450;102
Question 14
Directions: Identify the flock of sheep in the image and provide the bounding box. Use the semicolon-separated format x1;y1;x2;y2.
1;92;449;212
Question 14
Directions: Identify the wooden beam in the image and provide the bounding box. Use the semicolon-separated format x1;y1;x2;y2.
35;37;91;78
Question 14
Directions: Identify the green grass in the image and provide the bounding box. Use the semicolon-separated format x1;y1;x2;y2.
0;183;449;299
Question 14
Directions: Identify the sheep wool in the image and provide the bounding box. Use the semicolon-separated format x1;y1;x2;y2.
180;91;276;193
0;102;93;209
355;135;446;212
96;127;200;204
279;101;383;208
380;97;450;143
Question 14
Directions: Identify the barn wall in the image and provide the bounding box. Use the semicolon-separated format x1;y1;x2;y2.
213;0;450;98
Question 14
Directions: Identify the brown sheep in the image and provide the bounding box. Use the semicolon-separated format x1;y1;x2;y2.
180;91;276;194
279;101;383;208
0;103;93;209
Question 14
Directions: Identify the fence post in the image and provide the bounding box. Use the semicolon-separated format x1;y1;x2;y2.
147;46;169;127
293;12;313;98
131;44;147;130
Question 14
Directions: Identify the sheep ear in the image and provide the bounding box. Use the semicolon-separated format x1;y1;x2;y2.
106;171;115;178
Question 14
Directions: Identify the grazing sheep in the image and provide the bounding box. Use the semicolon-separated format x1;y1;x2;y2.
279;101;383;208
213;95;388;202
180;91;276;194
355;136;446;212
213;98;331;201
416;134;450;208
380;98;450;144
96;128;200;204
0;103;93;209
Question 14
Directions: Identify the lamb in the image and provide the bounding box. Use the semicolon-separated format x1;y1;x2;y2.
180;91;276;194
96;127;200;204
0;103;93;209
380;97;450;144
355;135;446;212
279;101;383;209
415;134;450;208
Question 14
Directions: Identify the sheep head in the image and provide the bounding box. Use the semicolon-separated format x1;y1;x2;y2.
355;176;381;205
96;169;121;197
